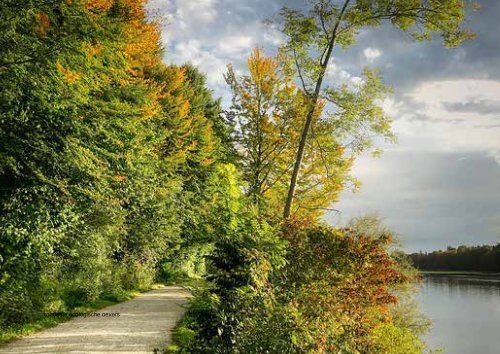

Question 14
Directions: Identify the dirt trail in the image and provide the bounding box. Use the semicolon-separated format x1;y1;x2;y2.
0;286;191;354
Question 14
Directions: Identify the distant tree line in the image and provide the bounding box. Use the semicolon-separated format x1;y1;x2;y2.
409;244;500;272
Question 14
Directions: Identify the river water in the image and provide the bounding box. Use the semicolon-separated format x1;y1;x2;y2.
417;274;500;353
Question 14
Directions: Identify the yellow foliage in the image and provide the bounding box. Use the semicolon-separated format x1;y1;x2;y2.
248;48;277;88
201;158;215;167
140;104;160;120
178;100;191;120
83;0;162;74
119;0;161;71
228;48;350;220
83;42;103;60
56;62;81;84
168;67;187;91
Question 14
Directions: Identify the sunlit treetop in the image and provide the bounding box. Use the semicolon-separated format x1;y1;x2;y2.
280;0;477;88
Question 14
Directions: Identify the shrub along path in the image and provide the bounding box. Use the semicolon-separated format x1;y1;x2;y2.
0;286;191;354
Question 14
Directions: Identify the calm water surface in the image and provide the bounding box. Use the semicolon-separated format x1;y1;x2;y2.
417;274;500;353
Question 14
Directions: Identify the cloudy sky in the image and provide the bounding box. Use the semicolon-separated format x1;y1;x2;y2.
147;0;500;252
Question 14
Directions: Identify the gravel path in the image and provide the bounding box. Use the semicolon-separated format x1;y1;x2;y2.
0;286;191;354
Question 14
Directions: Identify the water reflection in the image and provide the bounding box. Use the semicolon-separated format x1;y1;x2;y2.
418;274;500;354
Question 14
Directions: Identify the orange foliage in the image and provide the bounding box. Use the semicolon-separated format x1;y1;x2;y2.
281;220;411;352
115;0;161;71
85;0;114;11
34;12;51;37
124;22;161;70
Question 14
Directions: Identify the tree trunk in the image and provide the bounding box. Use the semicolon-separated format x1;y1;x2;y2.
283;0;351;219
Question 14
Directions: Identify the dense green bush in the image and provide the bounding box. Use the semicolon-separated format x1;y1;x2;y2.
171;216;430;354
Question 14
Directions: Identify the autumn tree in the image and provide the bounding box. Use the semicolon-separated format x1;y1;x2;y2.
279;0;477;218
226;48;351;220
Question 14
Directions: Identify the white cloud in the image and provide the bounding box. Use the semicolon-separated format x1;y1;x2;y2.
393;80;500;164
381;97;403;117
325;62;366;87
218;35;254;55
489;150;500;165
409;80;500;120
350;76;364;85
169;40;227;87
263;29;285;46
175;0;218;24
148;0;287;101
363;47;381;62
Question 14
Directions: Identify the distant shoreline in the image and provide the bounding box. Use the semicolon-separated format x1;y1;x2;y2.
422;271;500;277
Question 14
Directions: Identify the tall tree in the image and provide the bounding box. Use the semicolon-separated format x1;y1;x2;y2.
226;48;351;220
280;0;476;218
